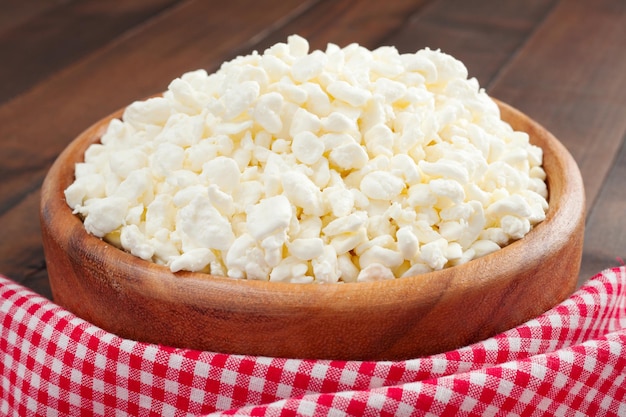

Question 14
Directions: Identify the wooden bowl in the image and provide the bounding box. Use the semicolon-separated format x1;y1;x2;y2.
40;100;585;361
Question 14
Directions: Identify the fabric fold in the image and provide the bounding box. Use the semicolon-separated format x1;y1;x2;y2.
1;267;625;416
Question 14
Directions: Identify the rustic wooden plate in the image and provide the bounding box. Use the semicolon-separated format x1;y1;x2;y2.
40;100;584;361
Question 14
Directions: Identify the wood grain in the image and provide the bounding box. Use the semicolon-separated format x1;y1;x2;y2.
0;0;183;104
244;0;433;52
581;135;626;278
384;0;558;86
0;0;309;297
486;0;626;285
0;0;624;299
0;0;65;33
489;0;626;215
0;189;48;296
40;102;584;360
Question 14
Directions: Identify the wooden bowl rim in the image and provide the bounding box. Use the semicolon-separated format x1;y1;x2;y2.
41;98;584;312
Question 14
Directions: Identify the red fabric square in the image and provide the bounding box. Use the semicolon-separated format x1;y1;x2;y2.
0;267;624;416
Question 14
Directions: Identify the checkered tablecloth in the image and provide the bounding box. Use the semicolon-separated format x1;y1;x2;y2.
1;267;625;416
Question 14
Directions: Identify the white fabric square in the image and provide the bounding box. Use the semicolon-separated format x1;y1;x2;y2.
68;391;81;407
68;368;81;388
116;362;130;380
168;354;184;371
189;387;207;405
92;375;105;394
6;329;17;346
161;402;177;415
215;394;233;410
339;368;358;386
141;345;159;363
48;357;65;379
55;333;71;352
535;396;552;412
395;401;416;416
282;358;302;374
584;387;600;404
310;363;329;380
248;376;265;393
34;346;47;365
369;375;385;388
276;382;293;398
92;399;105;416
529;361;547;381
164;379;182;396
219;369;238;386
193;361;210;379
366;392;388;410
116;386;129;402
139;393;153;411
517;386;537;408
25;396;38;413
433;385;454;405
140;370;153;386
495;369;516;398
582;352;597;373
295;398;318;417
93;352;107;371
482;404;500;417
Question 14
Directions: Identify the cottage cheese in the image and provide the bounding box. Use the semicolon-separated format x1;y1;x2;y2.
65;35;548;283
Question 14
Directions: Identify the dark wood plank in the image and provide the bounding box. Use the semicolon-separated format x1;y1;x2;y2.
0;0;184;104
489;0;626;215
0;0;66;33
253;0;622;287
0;0;313;294
242;0;558;89
1;0;624;297
0;189;50;298
243;0;433;53
0;0;312;214
485;0;626;284
384;0;558;86
581;136;626;280
0;0;424;294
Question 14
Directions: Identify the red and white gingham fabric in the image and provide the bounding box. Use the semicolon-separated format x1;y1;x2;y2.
1;267;625;416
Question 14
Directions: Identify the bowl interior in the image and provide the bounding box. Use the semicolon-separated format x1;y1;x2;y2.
40;99;585;360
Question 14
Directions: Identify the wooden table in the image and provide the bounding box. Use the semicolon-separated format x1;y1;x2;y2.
1;0;624;299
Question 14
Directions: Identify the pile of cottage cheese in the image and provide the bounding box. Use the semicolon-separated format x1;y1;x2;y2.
65;35;548;283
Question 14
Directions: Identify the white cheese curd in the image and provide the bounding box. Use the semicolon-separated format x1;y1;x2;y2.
65;35;549;283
